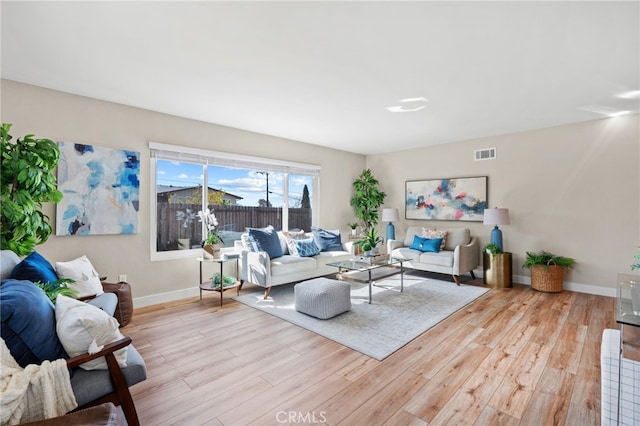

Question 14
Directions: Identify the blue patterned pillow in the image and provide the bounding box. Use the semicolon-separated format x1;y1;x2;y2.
293;238;321;257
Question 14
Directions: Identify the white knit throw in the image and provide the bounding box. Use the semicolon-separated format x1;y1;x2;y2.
0;338;77;425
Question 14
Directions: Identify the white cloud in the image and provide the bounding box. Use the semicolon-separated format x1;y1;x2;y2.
219;177;265;192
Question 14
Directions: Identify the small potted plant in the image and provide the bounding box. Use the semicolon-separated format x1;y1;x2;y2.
356;228;384;256
523;250;575;293
198;208;223;258
483;242;502;256
347;222;358;236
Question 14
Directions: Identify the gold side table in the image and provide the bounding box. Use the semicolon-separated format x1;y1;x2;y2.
483;252;513;288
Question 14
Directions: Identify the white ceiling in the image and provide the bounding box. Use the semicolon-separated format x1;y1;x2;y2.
1;1;639;155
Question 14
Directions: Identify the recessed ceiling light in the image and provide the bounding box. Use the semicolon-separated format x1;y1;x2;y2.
386;105;426;113
617;90;640;99
578;105;631;118
386;96;429;113
400;97;429;103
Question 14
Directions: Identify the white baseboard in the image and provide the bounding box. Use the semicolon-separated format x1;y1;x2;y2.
512;273;616;297
133;286;200;308
474;269;617;298
133;271;617;309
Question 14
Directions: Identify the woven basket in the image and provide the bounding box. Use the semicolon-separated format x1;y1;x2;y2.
530;265;565;292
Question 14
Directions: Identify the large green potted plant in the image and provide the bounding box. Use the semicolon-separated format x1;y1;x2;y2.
0;123;63;255
350;169;386;233
523;250;576;293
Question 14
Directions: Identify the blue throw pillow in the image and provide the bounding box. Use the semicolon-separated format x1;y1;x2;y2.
311;226;343;252
248;226;284;259
10;251;59;284
0;279;68;367
293;238;321;257
409;236;443;253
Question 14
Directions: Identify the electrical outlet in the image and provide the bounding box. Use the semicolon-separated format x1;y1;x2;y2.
118;274;127;282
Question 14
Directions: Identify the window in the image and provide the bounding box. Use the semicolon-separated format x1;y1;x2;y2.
150;142;319;259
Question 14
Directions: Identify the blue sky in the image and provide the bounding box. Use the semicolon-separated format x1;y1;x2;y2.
156;160;312;207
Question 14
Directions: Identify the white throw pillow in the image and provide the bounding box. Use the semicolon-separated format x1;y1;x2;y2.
55;295;127;370
56;255;104;298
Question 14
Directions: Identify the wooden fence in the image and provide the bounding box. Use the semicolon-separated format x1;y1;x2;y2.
157;203;312;251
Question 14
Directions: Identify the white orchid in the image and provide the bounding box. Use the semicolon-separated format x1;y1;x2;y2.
197;209;223;244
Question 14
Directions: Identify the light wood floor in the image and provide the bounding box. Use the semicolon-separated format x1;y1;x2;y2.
125;272;616;425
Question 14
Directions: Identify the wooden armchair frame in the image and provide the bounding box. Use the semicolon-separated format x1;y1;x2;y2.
66;336;140;426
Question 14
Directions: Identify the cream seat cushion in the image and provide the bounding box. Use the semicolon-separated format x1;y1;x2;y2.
419;251;454;267
270;256;316;277
392;247;422;261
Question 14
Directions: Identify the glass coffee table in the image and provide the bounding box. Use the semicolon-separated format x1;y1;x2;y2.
327;256;410;304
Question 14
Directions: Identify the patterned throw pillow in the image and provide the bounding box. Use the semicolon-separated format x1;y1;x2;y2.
281;230;307;256
422;228;448;251
293;238;321;257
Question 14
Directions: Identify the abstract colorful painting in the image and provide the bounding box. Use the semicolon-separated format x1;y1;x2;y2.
56;142;140;235
405;176;488;221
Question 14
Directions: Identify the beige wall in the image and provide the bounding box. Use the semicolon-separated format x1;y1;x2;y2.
1;80;365;304
2;79;638;300
367;114;640;294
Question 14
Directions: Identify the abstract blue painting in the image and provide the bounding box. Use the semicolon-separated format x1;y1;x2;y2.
405;176;487;221
56;142;140;235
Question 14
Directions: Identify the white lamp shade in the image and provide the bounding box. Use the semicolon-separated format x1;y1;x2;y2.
483;208;510;225
381;208;400;222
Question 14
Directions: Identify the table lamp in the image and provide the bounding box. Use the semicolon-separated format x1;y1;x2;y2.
483;207;510;252
381;208;400;241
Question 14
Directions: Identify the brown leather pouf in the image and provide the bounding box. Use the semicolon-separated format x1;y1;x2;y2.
101;281;133;327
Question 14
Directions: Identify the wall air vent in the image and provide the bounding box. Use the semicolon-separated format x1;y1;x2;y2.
474;148;496;161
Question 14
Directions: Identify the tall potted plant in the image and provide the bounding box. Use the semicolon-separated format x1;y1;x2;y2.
350;169;386;234
0;124;63;255
523;250;575;293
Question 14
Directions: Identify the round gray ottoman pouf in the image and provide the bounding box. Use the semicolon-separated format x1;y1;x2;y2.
294;278;351;319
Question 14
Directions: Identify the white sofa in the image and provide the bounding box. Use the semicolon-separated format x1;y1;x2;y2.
387;226;479;285
235;231;354;298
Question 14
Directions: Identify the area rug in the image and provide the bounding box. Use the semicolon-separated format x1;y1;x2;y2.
232;275;489;360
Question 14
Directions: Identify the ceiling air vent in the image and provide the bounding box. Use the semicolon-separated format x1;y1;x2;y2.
474;148;496;161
